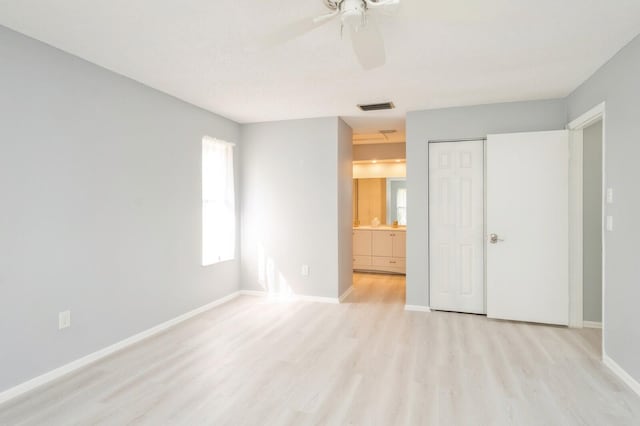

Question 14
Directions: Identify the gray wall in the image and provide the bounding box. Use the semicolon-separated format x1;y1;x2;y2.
240;118;343;299
405;99;567;307
338;120;354;297
583;120;603;323
353;143;406;161
0;26;240;392
568;33;640;383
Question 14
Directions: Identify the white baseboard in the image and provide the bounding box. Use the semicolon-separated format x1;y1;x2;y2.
0;290;241;406
583;321;602;329
339;286;354;302
238;289;340;304
298;295;340;304
238;290;266;297
405;305;431;312
604;355;640;397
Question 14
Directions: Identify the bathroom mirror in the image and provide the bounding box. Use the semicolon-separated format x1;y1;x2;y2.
353;178;407;226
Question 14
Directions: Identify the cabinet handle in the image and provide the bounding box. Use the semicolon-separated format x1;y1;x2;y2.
389;261;396;264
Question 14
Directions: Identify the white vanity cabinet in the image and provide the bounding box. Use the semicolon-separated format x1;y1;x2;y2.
353;229;373;269
352;227;406;274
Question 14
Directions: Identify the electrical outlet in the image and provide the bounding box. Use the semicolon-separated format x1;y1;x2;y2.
59;310;71;330
301;265;310;276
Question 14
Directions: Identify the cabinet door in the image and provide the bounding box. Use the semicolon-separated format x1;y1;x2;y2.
372;231;394;257
353;230;372;256
392;232;406;258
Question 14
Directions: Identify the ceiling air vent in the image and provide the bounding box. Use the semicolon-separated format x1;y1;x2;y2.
358;102;395;112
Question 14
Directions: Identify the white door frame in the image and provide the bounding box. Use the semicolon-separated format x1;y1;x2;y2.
567;102;606;344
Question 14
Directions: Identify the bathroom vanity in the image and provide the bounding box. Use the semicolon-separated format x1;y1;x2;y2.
353;226;406;275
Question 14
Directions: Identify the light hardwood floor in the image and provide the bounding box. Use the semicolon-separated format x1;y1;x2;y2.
1;273;639;425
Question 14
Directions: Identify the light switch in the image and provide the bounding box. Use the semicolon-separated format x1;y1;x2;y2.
301;265;310;276
606;216;614;232
606;188;614;204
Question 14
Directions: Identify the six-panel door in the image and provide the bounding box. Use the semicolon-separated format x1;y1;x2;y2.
429;140;485;314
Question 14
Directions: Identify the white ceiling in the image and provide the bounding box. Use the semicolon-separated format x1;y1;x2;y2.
1;0;640;133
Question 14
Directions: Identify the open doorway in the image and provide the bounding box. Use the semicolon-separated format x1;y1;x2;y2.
568;102;606;358
347;130;407;304
582;119;603;330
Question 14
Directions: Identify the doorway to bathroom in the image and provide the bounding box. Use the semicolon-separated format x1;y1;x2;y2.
348;130;407;304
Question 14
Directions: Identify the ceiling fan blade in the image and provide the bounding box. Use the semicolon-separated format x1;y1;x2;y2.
255;11;339;51
350;20;386;70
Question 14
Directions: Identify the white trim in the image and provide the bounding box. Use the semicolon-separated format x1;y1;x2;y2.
339;286;354;302
604;356;640;397
0;291;241;405
568;102;606;131
568;129;584;328
238;289;340;304
282;294;340;304
566;102;606;355
202;135;236;147
583;321;602;329
238;290;266;297
404;305;431;312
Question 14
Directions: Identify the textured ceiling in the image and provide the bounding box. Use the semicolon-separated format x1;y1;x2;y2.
1;0;640;132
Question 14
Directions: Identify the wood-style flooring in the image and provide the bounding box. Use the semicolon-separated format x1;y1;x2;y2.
1;273;639;425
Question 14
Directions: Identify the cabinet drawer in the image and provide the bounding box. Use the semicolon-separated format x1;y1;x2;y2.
372;257;406;268
353;255;372;268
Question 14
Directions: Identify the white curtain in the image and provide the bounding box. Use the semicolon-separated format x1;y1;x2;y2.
202;136;235;265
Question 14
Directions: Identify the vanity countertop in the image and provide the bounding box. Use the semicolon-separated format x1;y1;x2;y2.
353;225;407;231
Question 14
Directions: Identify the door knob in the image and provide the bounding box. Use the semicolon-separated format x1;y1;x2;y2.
489;233;504;244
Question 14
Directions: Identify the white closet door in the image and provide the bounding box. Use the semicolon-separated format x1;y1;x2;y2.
429;140;485;314
486;131;569;325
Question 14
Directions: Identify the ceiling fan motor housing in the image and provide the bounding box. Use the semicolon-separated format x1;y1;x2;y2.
341;0;368;28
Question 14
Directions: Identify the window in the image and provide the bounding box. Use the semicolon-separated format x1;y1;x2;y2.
396;188;407;226
202;136;235;266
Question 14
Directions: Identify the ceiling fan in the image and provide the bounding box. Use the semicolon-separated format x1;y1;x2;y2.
259;0;484;70
262;0;402;70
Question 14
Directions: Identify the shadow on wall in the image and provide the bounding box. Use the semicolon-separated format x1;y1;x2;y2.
257;244;295;300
